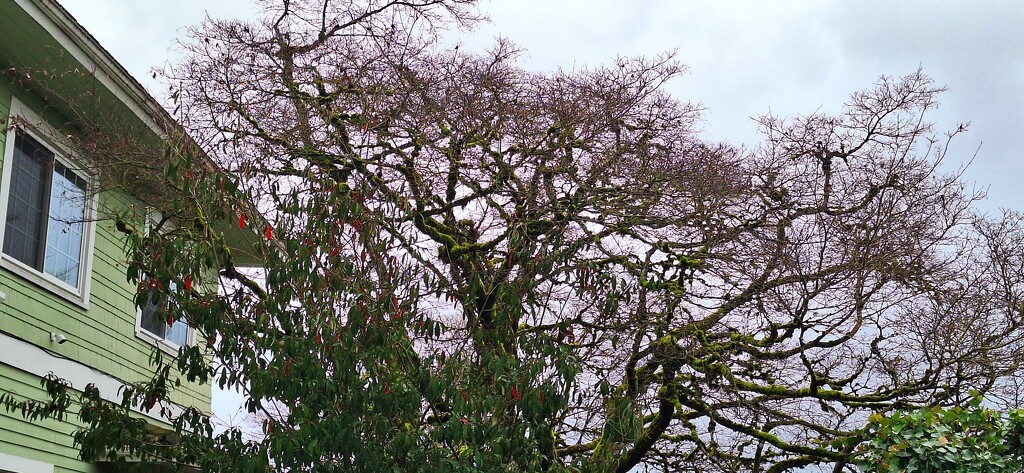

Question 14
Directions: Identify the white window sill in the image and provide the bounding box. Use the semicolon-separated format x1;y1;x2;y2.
0;255;89;309
134;329;187;356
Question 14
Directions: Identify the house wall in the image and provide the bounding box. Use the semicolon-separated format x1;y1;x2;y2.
0;68;211;472
0;364;88;473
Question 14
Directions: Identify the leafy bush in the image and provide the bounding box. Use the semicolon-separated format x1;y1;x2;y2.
858;400;1024;472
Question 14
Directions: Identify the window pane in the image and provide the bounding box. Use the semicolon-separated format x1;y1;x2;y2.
3;133;50;269
139;294;166;337
139;279;188;346
163;280;188;345
44;162;86;287
165;319;189;346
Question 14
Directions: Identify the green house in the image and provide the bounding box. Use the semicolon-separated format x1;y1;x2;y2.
0;1;254;471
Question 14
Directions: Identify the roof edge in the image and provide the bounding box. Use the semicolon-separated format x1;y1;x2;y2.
18;0;178;136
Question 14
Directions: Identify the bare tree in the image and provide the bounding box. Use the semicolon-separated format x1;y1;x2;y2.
11;1;1023;472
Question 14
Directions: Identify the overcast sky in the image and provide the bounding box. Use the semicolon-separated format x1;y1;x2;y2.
60;0;1024;423
62;0;1024;208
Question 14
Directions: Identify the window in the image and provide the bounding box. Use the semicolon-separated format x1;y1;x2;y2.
137;210;191;350
138;280;189;347
3;132;87;286
0;100;95;305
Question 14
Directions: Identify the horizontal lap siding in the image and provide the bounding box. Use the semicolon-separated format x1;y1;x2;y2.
0;80;211;467
2;224;206;398
0;364;93;473
0;204;209;407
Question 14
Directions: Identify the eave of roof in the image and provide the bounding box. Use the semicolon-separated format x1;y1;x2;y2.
18;0;177;136
5;0;264;267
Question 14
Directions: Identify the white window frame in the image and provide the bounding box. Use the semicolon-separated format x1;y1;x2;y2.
133;210;193;355
135;279;194;355
0;97;97;308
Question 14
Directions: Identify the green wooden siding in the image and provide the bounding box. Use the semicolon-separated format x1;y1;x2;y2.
0;364;92;473
0;77;210;409
0;74;210;468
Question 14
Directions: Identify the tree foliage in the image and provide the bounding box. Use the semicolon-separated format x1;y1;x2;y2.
857;400;1024;472
7;0;1024;471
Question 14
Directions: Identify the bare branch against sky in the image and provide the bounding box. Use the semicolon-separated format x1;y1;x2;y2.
62;1;1023;213
57;0;1024;458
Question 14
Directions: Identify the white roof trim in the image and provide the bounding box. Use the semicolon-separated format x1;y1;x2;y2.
0;452;54;473
0;332;191;425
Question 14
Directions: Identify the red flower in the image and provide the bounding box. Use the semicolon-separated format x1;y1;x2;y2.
511;386;521;400
184;274;193;291
238;214;247;229
265;226;273;240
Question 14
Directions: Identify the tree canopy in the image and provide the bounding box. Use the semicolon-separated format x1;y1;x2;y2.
8;1;1024;471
